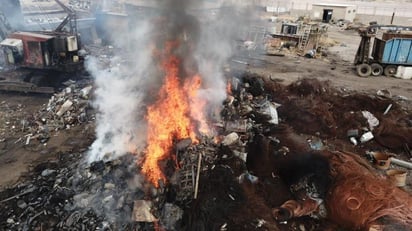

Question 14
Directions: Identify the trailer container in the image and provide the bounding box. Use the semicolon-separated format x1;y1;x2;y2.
372;38;412;65
355;26;412;77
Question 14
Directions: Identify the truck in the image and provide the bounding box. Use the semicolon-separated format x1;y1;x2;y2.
354;24;412;78
0;0;84;93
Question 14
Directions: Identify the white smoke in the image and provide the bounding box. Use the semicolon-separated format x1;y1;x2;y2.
195;2;258;111
87;20;155;162
194;10;237;107
87;0;255;162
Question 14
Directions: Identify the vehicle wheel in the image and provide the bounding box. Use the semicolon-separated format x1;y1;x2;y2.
370;63;383;76
384;65;397;77
356;64;372;77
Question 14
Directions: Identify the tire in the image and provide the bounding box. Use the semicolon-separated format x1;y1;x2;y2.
384;65;397;77
356;64;372;77
370;63;383;76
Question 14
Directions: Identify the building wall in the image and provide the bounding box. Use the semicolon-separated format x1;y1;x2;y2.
344;6;357;22
312;5;357;22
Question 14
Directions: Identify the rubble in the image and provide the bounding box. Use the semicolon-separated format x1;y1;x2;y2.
0;79;94;149
26;82;93;145
132;200;157;222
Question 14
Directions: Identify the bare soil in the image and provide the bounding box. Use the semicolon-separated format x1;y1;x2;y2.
249;26;412;101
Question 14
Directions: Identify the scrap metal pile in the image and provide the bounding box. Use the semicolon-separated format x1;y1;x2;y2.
1;73;412;230
0;80;93;147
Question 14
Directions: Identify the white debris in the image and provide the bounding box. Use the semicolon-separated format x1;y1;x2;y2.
220;223;227;231
361;111;379;130
383;104;392;115
132;200;157;222
256;219;266;228
360;131;374;143
233;150;247;162
222;132;239;146
56;100;73;117
239;172;259;184
80;85;93;99
350;137;357;145
259;101;281;125
65;87;72;94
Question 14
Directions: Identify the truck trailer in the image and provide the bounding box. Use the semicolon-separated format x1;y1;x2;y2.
354;25;412;78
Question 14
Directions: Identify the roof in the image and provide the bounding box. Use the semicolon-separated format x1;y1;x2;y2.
312;3;356;8
0;38;23;47
9;31;54;41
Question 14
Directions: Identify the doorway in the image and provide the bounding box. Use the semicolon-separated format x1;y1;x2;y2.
322;9;333;23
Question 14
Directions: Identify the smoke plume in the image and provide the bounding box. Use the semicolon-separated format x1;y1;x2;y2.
81;0;257;226
86;19;154;162
87;0;255;162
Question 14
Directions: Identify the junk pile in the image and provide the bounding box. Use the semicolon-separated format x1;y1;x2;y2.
20;81;93;146
1;74;412;230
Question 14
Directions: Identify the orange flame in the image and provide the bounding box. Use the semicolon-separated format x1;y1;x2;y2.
226;79;232;95
184;75;210;135
141;41;209;187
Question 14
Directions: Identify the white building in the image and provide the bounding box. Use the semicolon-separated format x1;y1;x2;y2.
312;3;357;22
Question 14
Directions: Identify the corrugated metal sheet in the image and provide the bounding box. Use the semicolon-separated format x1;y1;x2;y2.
9;32;54;42
382;38;412;65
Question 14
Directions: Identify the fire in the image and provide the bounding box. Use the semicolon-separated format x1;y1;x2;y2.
184;75;210;135
141;41;209;187
226;80;232;95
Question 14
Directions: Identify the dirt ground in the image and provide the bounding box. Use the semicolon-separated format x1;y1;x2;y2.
248;26;412;101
